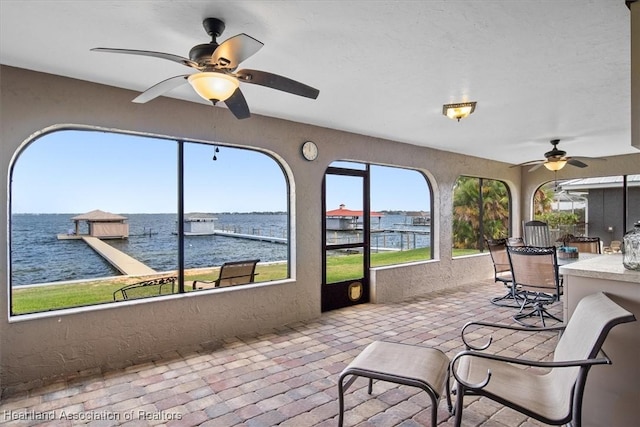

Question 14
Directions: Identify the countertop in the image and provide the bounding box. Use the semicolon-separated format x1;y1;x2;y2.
559;253;640;284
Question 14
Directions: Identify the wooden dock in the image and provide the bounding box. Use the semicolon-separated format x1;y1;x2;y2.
82;236;157;276
212;230;287;244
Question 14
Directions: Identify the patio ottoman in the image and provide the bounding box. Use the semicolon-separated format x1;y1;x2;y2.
338;341;450;426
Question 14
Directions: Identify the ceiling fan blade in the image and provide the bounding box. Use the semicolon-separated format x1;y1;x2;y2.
528;163;545;172
211;34;263;69
567;158;589;168
223;88;251;119
236;69;320;99
132;75;189;104
91;47;200;69
510;160;544;168
571;156;607;162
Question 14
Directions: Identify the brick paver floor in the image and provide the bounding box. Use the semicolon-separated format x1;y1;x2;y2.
1;280;563;426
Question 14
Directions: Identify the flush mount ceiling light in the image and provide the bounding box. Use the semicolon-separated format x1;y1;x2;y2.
188;72;239;103
443;101;477;121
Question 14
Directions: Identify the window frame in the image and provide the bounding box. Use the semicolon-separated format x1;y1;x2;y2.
9;128;292;316
452;175;512;255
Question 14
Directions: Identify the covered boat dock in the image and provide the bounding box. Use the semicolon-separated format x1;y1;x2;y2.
58;209;129;240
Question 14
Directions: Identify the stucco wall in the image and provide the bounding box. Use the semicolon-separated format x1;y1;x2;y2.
1;65;524;392
371;255;494;303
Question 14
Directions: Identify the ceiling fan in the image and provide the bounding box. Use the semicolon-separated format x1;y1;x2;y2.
91;17;319;119
511;139;606;172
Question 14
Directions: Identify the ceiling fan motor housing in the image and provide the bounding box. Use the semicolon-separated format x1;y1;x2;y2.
189;18;226;65
545;139;566;160
189;43;218;64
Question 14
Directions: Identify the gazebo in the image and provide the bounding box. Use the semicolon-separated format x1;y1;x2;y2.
67;209;129;239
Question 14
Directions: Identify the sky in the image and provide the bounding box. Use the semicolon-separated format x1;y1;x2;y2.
11;129;431;214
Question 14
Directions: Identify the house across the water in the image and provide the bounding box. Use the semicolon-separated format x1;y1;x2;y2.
405;211;431;226
182;213;218;235
326;204;383;231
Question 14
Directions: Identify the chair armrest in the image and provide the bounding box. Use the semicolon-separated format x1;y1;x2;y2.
113;276;176;300
450;349;611;391
461;320;565;350
192;279;215;290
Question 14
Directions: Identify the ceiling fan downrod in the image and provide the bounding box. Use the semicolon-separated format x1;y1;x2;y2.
189;18;226;64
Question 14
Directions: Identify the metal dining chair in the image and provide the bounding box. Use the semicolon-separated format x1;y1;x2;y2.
506;245;562;327
522;220;552;247
485;238;522;308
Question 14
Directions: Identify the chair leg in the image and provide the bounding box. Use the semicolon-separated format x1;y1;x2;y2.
338;376;346;427
427;390;438;427
514;300;562;327
454;382;465;427
490;291;521;308
490;281;524;308
446;364;454;415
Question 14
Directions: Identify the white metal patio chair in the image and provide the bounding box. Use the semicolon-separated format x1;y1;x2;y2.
449;292;636;427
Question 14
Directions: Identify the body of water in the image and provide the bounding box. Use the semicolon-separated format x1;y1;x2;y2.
10;213;429;286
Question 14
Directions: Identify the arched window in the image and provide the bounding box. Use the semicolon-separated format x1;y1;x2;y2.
533;175;640;246
325;161;433;272
10;129;290;315
452;176;511;255
369;164;433;266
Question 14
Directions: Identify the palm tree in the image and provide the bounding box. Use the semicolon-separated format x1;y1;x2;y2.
453;177;510;249
534;183;555;216
482;179;510;239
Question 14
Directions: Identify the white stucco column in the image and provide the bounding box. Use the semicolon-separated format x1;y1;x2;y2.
631;1;639;150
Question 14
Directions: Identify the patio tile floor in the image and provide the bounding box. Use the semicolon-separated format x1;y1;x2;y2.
1;280;563;426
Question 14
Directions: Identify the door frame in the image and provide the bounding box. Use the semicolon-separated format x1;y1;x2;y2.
321;164;371;312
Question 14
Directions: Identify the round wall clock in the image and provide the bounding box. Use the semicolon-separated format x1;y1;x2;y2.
301;141;318;161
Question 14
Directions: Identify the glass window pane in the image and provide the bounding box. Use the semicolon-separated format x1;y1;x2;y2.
369;165;432;267
325;172;364;284
325;174;364;244
628;175;640;233
10;131;292;315
453;176;510;256
325;252;364;284
182;143;289;289
481;178;510;239
535;181;585;241
536;175;640;249
11;130;177;314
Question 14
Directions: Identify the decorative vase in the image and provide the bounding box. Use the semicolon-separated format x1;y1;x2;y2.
622;222;640;271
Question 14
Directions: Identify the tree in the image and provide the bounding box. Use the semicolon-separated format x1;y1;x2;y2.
453;177;510;249
453;177;480;249
482;179;510;239
534;184;555;216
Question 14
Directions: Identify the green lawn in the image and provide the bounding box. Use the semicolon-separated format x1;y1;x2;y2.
12;248;480;314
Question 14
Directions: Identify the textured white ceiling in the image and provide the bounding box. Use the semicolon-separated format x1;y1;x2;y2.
1;0;637;165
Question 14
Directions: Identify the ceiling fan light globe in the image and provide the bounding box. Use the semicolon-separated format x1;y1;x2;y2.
188;72;239;102
543;159;567;171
